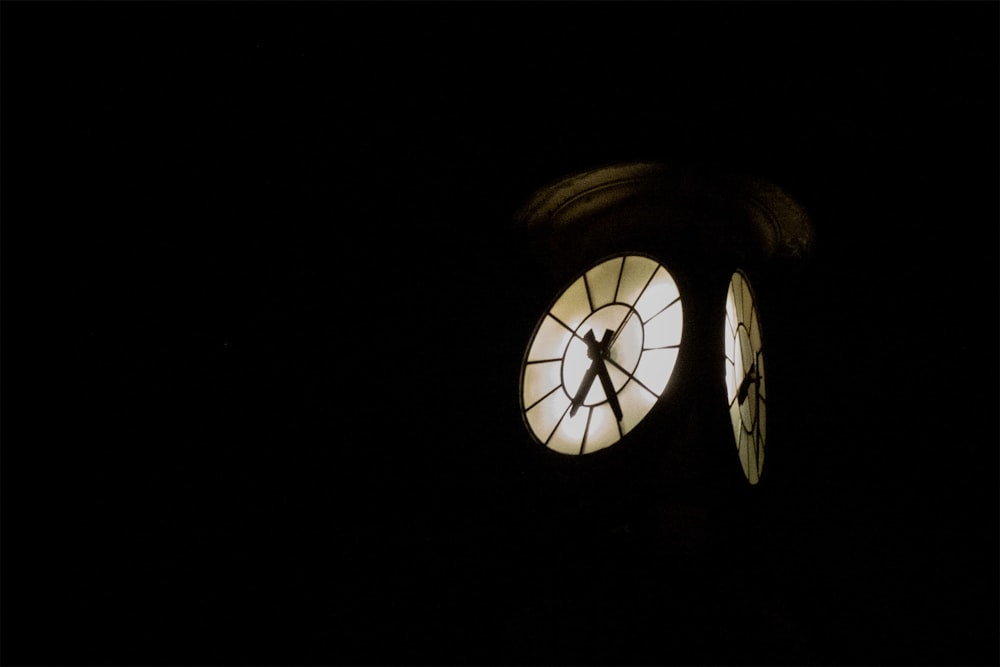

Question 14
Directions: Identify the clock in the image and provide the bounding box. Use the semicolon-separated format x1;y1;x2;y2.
724;269;766;484
519;253;684;456
512;161;812;493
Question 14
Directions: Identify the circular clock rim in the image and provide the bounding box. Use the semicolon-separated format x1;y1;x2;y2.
725;268;767;485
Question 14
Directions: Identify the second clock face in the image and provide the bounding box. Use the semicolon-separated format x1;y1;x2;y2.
520;254;684;455
725;270;766;484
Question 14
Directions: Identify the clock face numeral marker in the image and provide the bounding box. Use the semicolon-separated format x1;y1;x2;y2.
521;254;684;455
725;270;766;484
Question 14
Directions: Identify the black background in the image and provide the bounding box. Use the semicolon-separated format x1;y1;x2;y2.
4;2;998;665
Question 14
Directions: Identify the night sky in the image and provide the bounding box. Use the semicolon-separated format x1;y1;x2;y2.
4;2;998;665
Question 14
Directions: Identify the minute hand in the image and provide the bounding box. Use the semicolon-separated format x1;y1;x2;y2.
608;309;634;350
595;357;623;421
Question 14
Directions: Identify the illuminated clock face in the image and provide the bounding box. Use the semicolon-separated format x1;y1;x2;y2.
520;254;684;455
725;270;766;484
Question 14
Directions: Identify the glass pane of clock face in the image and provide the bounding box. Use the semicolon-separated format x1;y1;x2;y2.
520;254;684;455
724;270;766;484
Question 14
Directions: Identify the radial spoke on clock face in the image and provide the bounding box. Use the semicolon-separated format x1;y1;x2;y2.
645;293;682;324
726;361;737;407
746;429;757;480
526;314;575;364
604;355;664;398
736;273;747;316
729;395;742;440
750;442;764;485
549;276;591;333
748;442;760;485
740;396;753;434
522;364;564;413
745;439;760;484
542;390;623;455
641;302;682;352
757;396;766;446
739;429;750;473
576;397;624;455
738;326;754;375
584;256;625;310
726;289;738;337
524;391;570;448
616;256;659;306
753;425;763;468
741;274;754;317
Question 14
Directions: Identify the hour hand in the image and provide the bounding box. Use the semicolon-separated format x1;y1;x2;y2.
737;362;759;405
569;360;599;417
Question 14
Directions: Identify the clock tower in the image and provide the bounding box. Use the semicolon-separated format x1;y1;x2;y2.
503;160;814;662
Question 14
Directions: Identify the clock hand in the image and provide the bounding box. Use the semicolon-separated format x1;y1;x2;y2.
570;330;604;416
569;359;600;417
596;328;613;354
595;357;623;421
592;329;623;421
737;362;760;405
570;329;623;421
608;309;634;351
